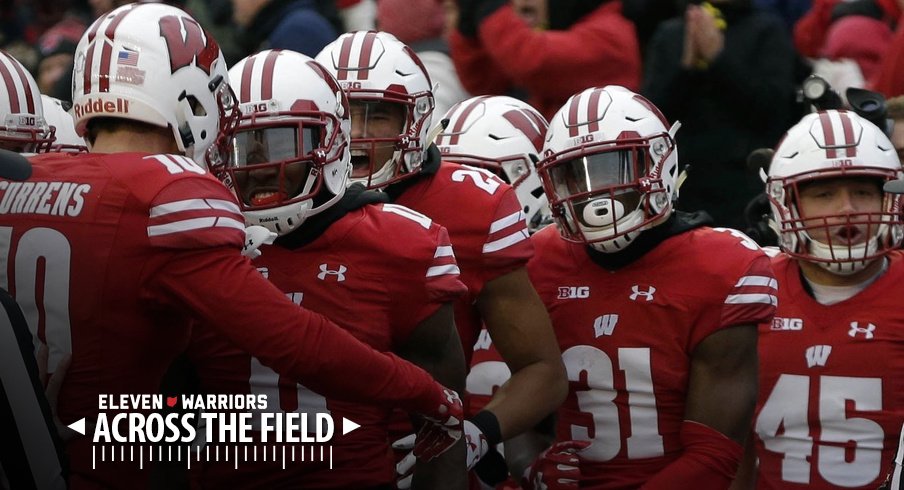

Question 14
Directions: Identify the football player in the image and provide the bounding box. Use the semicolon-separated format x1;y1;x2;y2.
316;30;567;475
40;95;87;153
0;52;55;154
0;5;462;488
188;49;469;489
737;109;904;489
526;85;776;488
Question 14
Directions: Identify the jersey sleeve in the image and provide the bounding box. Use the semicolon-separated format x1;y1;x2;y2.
479;186;533;282
386;209;467;344
718;253;778;328
152;247;443;413
146;175;245;250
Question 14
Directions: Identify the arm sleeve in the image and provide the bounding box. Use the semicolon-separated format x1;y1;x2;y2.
449;30;514;97
639;420;744;489
389;224;467;345
705;19;796;127
152;246;443;415
476;4;641;100
480;187;534;285
641;20;699;119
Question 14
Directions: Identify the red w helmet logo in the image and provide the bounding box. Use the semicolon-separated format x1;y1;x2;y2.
158;15;220;75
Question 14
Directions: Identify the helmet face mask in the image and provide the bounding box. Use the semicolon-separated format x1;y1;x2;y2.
316;31;435;189
436;95;551;233
538;86;679;252
767;110;904;275
348;98;410;186
218;50;351;236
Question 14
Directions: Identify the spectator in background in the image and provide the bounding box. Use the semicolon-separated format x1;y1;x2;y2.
872;11;904;98
642;0;797;230
821;15;891;88
337;0;377;30
887;95;904;160
231;0;338;58
378;0;471;118
35;17;84;101
794;0;898;59
449;0;641;120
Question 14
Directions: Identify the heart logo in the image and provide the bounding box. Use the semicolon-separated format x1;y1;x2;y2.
166;396;178;408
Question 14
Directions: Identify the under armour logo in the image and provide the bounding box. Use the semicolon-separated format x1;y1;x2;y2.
317;264;347;282
630;285;656;302
593;314;619;337
848;322;876;339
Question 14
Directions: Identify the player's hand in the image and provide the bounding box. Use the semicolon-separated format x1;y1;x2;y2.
38;344;76;441
413;386;464;462
394;418;489;488
522;440;590;490
242;225;277;259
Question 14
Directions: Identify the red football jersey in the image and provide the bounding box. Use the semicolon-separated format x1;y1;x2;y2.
527;225;776;489
753;252;904;489
3;153;451;489
188;203;466;488
394;162;533;356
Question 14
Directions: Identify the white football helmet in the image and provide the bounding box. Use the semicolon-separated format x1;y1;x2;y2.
315;31;435;189
72;3;238;165
211;50;351;236
41;95;87;153
767;109;903;275
436;96;551;233
0;51;54;153
538;86;680;252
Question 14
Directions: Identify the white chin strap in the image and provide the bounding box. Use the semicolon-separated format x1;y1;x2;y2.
807;235;880;275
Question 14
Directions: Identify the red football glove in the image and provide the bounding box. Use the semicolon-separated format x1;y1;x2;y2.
522;440;590;490
413;386;464;461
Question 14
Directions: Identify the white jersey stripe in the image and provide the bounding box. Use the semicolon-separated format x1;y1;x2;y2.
148;217;244;237
724;293;778;306
150;198;241;217
489;211;526;234
483;230;529;254
426;264;461;277
434;246;454;258
733;275;779;289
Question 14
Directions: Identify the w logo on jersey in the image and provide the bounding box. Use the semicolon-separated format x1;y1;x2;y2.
848;322;876;339
630;285;656;302
317;264;347;282
593;314;619;337
805;345;832;368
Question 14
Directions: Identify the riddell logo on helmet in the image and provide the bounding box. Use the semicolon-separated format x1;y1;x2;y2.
73;98;130;119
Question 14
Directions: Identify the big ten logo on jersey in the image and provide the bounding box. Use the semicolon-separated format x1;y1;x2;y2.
772;317;803;331
558;286;590;299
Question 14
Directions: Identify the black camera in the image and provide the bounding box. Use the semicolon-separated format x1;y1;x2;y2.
799;75;891;137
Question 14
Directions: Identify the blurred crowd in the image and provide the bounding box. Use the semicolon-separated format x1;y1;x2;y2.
5;0;904;228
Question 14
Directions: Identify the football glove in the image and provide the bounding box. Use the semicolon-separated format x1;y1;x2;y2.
242;225;277;259
522;440;589;490
413;387;464;461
